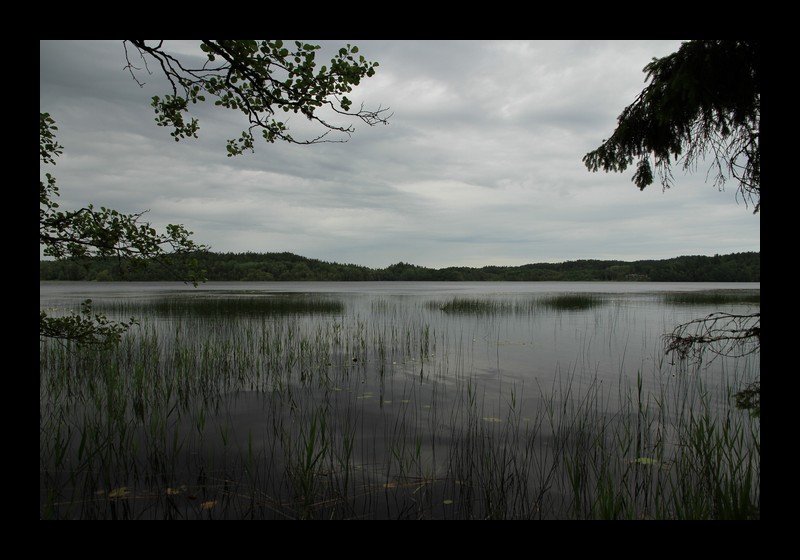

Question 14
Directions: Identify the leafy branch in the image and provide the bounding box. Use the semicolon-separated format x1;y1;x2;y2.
40;112;207;346
40;300;138;349
583;40;760;213
123;40;392;156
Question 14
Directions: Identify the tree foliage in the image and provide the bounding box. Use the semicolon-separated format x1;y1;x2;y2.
123;40;391;155
583;40;760;213
40;300;138;349
584;40;762;417
41;250;760;283
41;40;389;346
40;112;207;345
39;113;207;281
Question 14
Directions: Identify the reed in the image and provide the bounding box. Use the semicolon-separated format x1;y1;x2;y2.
129;294;345;317
537;293;606;311
40;291;759;519
430;293;605;315
660;290;760;306
431;298;515;315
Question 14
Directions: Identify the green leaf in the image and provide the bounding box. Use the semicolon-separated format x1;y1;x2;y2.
108;487;130;499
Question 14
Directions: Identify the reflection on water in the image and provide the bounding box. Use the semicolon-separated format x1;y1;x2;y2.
40;281;760;519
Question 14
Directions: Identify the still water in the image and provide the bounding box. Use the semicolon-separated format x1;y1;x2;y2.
39;280;760;399
39;281;760;519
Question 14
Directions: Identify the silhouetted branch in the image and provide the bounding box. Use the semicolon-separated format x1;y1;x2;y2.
664;312;760;362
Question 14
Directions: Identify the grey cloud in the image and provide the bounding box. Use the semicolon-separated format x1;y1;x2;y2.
40;39;759;269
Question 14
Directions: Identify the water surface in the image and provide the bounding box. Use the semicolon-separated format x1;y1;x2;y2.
39;281;760;519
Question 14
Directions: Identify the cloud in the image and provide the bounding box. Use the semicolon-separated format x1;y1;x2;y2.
40;40;760;269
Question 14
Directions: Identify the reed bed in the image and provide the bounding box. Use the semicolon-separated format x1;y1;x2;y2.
660;290;760;306
429;293;605;316
40;293;759;519
127;294;344;317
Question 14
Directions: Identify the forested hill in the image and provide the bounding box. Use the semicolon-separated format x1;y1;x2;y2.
40;251;760;282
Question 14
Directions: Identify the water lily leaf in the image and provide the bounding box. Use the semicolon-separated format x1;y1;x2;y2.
635;457;658;465
443;499;454;505
108;487;129;499
482;417;502;423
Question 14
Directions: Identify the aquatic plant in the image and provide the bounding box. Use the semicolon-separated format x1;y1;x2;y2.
40;289;759;519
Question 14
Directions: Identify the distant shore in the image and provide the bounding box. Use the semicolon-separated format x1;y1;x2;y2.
40;251;759;283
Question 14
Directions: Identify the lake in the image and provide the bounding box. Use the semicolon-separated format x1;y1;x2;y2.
39;281;760;519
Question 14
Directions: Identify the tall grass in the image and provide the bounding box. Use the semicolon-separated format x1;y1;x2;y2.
660;290;760;306
120;294;345;317
429;293;605;315
40;293;759;519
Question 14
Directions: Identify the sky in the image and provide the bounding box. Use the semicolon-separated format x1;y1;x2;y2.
39;40;760;269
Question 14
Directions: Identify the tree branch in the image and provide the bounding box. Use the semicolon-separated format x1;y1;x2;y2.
122;40;390;153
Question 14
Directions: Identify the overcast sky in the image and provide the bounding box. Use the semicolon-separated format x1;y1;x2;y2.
40;40;760;269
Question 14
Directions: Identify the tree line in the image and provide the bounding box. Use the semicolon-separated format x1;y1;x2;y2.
40;250;759;283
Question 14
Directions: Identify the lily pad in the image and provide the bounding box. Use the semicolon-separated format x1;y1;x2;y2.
635;457;659;465
108;487;129;499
